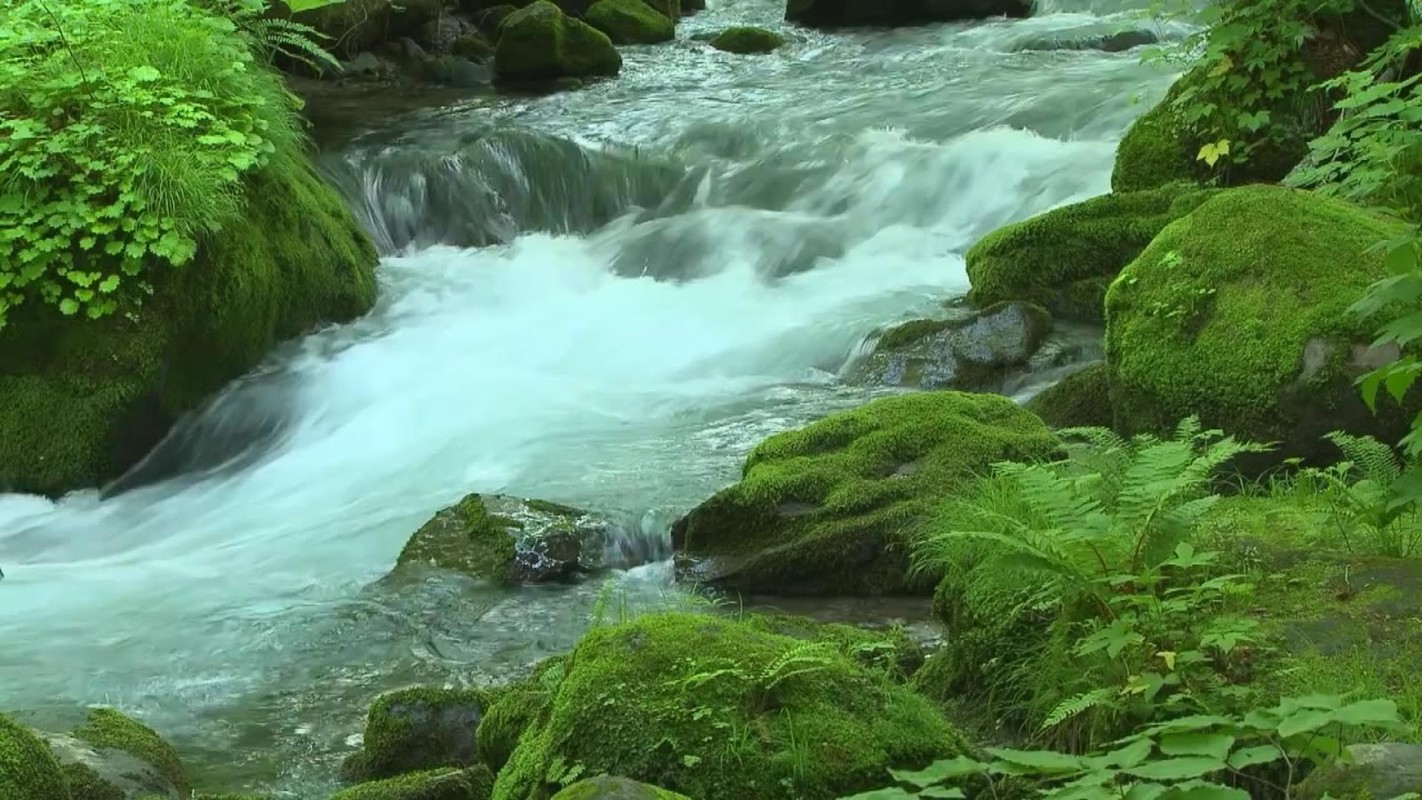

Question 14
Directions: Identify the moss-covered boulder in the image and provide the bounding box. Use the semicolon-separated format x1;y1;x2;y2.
52;708;190;800
585;0;674;44
642;0;681;17
785;0;1031;28
475;658;568;774
965;184;1214;322
330;767;495;800
0;713;69;800
344;688;491;783
847;302;1052;391
1298;743;1422;800
395;494;609;584
550;777;689;799
491;612;967;800
1105;186;1414;465
494;1;621;83
293;0;448;56
1024;363;1112;429
0;158;378;498
670;391;1060;596
710;26;785;53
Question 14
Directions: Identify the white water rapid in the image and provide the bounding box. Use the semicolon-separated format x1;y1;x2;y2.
0;0;1187;793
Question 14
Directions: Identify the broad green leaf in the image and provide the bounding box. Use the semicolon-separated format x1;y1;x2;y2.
986;747;1085;774
1122;757;1227;781
1277;709;1334;739
889;756;986;787
1226;744;1283;769
919;788;966;799
1331;698;1400;727
1158;732;1235;761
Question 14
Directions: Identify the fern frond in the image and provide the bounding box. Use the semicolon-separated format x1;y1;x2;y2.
1325;430;1404;484
1039;687;1116;731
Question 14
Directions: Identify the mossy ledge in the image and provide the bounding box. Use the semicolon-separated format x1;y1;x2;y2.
72;707;191;799
0;712;70;800
670;391;1060;596
0;155;379;497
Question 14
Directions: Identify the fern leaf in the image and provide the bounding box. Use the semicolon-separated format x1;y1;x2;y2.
1040;687;1115;731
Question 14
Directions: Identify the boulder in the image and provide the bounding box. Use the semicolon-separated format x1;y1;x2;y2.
494;1;622;83
585;0;674;44
550;777;689;799
344;688;491;782
1013;29;1158;52
0;159;379;497
965;183;1214;322
1105;185;1415;465
1298;743;1422;800
475;658;567;773
642;0;680;17
1023;363;1112;429
785;0;1031;28
0;713;69;800
293;0;450;58
709;26;785;53
57;708;190;800
670;391;1060;595
330;767;495;800
490;612;968;799
395;494;609;584
847;302;1052;391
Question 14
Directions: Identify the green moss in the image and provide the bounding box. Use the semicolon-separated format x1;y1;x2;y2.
1105;185;1411;461
642;0;680;18
0;714;70;800
1110;79;1204;194
549;776;690;799
490;612;967;800
1024;363;1112;429
670;391;1060;595
494;1;621;82
585;0;674;44
740;612;924;679
396;495;520;582
709;26;785;53
355;687;490;781
965;183;1213;321
72;708;189;799
60;762;123;800
476;658;567;772
0;153;378;497
329;767;495;800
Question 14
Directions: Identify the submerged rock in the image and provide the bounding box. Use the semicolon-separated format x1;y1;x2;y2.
489;612;968;799
671;391;1060;595
785;0;1031;28
345;688;491;783
1106;185;1416;466
550;777;690;799
710;26;785;53
586;0;675;44
0;158;378;498
0;713;68;800
396;494;610;584
848;301;1051;391
1013;29;1158;52
965;183;1213;322
331;767;495;800
494;1;622;84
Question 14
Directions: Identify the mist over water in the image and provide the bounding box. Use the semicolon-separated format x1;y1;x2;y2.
0;0;1182;793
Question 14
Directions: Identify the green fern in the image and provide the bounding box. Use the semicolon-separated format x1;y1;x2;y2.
1039;688;1116;732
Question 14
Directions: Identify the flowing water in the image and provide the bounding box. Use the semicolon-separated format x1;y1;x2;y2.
0;0;1186;794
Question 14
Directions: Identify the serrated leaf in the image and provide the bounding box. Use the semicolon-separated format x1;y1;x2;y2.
1122;757;1227;781
1159;732;1235;761
986;747;1085;774
1227;744;1283;769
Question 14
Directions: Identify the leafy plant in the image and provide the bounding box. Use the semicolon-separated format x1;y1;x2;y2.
1297;431;1422;556
210;0;342;73
840;695;1413;800
0;0;309;328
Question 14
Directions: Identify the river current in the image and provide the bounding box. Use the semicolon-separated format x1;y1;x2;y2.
0;0;1186;793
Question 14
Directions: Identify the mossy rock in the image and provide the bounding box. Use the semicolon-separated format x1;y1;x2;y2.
494;1;621;83
1297;743;1422;800
330;767;495;800
1105;185;1415;466
785;0;1031;28
475;657;568;773
0;156;378;497
709;26;784;53
293;0;448;56
642;0;680;17
490;612;968;800
68;708;190;800
670;391;1060;596
848;302;1052;391
0;713;70;800
549;777;689;799
346;687;491;782
394;494;609;584
585;0;674;44
1024;363;1112;429
965;184;1214;322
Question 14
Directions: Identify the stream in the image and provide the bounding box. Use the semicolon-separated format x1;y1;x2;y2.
0;0;1185;794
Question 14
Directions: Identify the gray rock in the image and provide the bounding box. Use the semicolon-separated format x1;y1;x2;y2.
1299;742;1422;800
848;301;1052;391
345;51;384;75
45;732;182;800
1013;29;1159;52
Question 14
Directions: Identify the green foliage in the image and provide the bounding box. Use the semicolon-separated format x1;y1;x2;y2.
211;0;342;73
1296;431;1422;556
0;0;308;329
1287;24;1422;219
838;694;1411;800
0;713;70;800
917;420;1270;747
